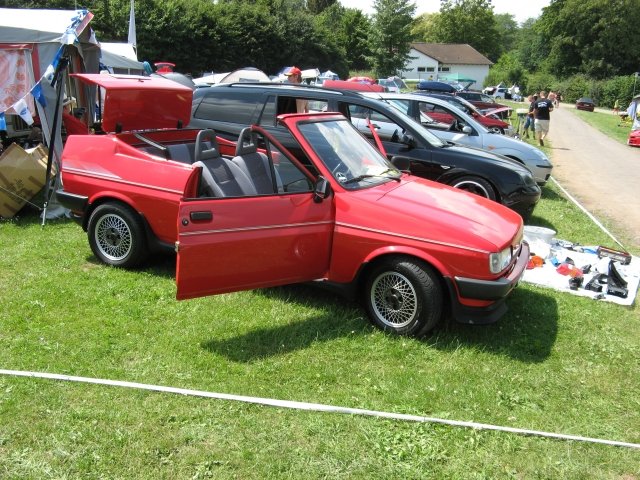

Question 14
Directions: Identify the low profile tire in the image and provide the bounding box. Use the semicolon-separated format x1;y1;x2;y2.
87;203;148;268
363;257;443;337
449;175;496;201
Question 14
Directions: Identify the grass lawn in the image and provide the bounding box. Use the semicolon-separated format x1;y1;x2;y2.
1;179;639;477
571;107;632;146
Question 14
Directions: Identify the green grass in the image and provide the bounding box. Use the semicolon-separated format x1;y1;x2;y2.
571;108;632;145
1;182;639;478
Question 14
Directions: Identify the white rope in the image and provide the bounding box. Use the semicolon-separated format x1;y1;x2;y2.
550;176;626;249
2;369;639;450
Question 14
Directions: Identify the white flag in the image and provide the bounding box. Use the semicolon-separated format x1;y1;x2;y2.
128;0;137;48
13;98;34;125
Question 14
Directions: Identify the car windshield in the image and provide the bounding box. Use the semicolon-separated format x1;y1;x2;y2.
382;99;448;147
297;119;402;189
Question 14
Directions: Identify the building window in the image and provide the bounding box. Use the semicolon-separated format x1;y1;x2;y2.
438;66;450;72
426;67;435;72
417;67;425;72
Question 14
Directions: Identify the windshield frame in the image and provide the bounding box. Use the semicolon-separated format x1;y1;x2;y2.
296;118;402;190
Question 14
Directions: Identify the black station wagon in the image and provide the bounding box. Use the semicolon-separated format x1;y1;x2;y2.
190;83;541;219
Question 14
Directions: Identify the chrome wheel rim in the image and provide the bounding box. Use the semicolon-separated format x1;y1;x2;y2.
453;179;490;198
94;213;132;261
370;271;418;328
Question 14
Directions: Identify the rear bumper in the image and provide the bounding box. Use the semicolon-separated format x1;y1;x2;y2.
56;189;88;220
449;241;530;325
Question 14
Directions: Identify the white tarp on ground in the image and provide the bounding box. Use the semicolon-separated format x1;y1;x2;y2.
522;241;639;306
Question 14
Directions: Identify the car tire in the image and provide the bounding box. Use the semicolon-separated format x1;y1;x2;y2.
364;257;443;337
88;202;148;268
488;126;504;134
449;175;496;201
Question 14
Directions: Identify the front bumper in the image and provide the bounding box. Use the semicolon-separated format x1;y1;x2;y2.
504;187;541;221
448;241;530;325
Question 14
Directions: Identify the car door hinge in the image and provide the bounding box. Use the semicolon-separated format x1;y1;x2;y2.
174;241;180;253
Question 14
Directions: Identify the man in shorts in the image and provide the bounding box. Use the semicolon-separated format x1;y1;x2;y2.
533;91;554;146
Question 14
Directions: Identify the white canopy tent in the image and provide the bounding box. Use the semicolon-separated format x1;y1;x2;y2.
194;67;270;86
100;42;144;74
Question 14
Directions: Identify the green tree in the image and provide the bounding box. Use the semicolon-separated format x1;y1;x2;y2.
433;0;501;61
484;52;525;88
369;0;416;78
306;0;336;14
316;5;372;74
536;0;640;79
494;13;518;54
514;17;547;72
411;12;439;42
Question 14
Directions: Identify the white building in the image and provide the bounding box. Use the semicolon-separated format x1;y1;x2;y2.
404;43;493;90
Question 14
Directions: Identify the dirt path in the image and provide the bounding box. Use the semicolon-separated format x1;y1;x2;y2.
543;104;640;251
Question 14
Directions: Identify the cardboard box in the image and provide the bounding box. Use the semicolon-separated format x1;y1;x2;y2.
0;143;51;218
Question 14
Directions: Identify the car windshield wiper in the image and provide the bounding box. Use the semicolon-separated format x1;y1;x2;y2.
343;169;401;184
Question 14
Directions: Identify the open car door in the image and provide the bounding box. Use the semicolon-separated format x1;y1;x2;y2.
175;132;335;300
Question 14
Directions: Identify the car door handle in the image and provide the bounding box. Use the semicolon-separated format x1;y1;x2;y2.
190;211;213;221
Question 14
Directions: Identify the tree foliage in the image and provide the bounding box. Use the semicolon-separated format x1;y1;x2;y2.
536;0;640;79
411;13;439;42
433;0;501;61
369;0;416;78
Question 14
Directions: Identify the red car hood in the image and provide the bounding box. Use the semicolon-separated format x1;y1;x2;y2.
337;176;522;252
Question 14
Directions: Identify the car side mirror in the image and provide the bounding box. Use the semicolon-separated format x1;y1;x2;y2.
390;156;411;172
313;176;332;203
462;126;473;134
400;133;416;148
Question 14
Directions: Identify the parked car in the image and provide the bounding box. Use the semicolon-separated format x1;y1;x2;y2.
455;91;510;118
377;76;407;93
413;92;513;134
364;92;553;186
190;82;541;219
416;80;457;93
56;73;530;337
575;97;595;112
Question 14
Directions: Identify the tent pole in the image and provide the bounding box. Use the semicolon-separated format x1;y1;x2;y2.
41;52;69;227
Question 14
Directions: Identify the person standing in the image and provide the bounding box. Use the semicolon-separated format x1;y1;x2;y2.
523;94;537;139
533;91;554;147
284;66;309;113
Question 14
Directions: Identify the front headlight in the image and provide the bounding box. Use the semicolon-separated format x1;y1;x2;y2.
489;246;513;274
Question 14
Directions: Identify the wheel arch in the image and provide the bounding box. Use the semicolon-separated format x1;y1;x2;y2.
83;195;163;253
354;249;452;305
439;170;501;203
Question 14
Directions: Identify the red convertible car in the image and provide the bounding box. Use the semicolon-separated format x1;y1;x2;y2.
57;74;529;336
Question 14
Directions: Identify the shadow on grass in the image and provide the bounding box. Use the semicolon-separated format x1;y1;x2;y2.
201;284;557;364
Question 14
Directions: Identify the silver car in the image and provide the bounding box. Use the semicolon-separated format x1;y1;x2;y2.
363;92;553;185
